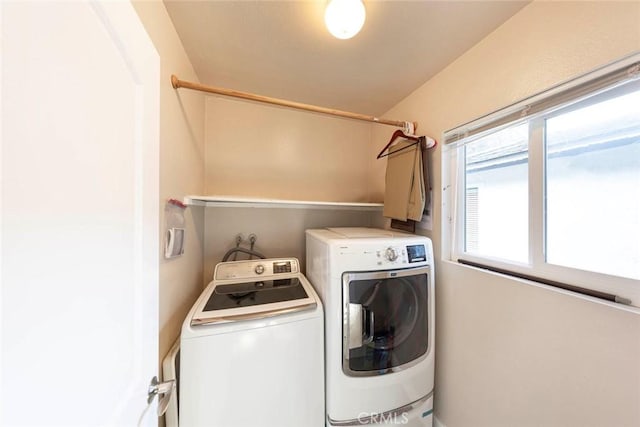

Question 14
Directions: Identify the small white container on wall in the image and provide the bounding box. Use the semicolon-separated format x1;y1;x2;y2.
165;199;187;259
165;227;185;258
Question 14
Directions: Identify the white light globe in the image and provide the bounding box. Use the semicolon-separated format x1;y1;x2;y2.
324;0;366;40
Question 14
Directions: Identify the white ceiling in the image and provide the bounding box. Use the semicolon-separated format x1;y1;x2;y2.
164;1;529;116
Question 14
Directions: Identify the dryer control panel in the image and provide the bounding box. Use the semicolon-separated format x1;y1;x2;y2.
307;227;434;271
377;244;425;264
338;242;431;269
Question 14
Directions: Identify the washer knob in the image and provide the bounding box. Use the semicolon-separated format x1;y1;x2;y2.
385;247;398;262
254;264;265;275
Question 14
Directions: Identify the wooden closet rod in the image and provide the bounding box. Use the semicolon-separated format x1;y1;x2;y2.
171;75;416;130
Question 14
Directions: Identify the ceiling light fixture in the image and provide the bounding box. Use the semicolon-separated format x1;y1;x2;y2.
324;0;366;40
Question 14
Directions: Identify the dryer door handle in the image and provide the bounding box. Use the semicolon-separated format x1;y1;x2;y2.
348;303;363;349
348;304;375;349
363;309;375;345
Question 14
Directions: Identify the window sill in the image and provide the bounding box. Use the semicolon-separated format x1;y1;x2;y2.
444;259;640;315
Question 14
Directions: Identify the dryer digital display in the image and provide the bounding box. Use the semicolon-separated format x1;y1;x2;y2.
406;244;426;263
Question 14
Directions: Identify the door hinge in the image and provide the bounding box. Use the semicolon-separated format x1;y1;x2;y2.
147;376;176;417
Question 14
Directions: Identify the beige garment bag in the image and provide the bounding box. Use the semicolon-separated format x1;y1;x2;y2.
407;143;425;221
383;139;425;221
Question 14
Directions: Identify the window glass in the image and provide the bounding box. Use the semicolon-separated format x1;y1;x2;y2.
445;58;640;306
464;124;529;263
545;88;640;280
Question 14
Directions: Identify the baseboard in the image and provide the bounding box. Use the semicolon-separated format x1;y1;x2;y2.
434;415;446;427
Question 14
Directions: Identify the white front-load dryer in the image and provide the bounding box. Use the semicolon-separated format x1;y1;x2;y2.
180;258;324;427
306;228;435;427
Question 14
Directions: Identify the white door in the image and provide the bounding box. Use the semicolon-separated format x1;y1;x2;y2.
1;1;160;426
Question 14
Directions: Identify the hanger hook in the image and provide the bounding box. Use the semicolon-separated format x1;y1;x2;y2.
403;121;415;135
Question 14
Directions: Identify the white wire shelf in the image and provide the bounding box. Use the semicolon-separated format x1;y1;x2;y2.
184;195;384;211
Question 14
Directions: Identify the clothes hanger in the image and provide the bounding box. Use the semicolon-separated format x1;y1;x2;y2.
376;129;422;159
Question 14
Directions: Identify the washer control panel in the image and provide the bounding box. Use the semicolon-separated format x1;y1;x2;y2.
215;258;298;281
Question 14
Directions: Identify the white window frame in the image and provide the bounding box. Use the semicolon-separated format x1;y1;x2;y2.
443;53;640;308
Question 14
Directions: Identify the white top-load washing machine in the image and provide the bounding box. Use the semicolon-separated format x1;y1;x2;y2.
180;258;324;427
306;228;435;427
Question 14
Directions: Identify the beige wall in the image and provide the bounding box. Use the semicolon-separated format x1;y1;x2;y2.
202;207;385;286
374;2;640;426
133;1;206;366
205;96;376;202
202;96;389;286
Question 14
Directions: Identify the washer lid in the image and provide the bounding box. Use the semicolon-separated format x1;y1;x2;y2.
190;274;317;326
204;277;308;311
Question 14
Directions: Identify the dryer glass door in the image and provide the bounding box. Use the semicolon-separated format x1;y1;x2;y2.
342;267;430;376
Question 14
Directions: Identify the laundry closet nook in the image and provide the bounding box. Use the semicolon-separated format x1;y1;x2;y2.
140;1;640;424
2;1;639;426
